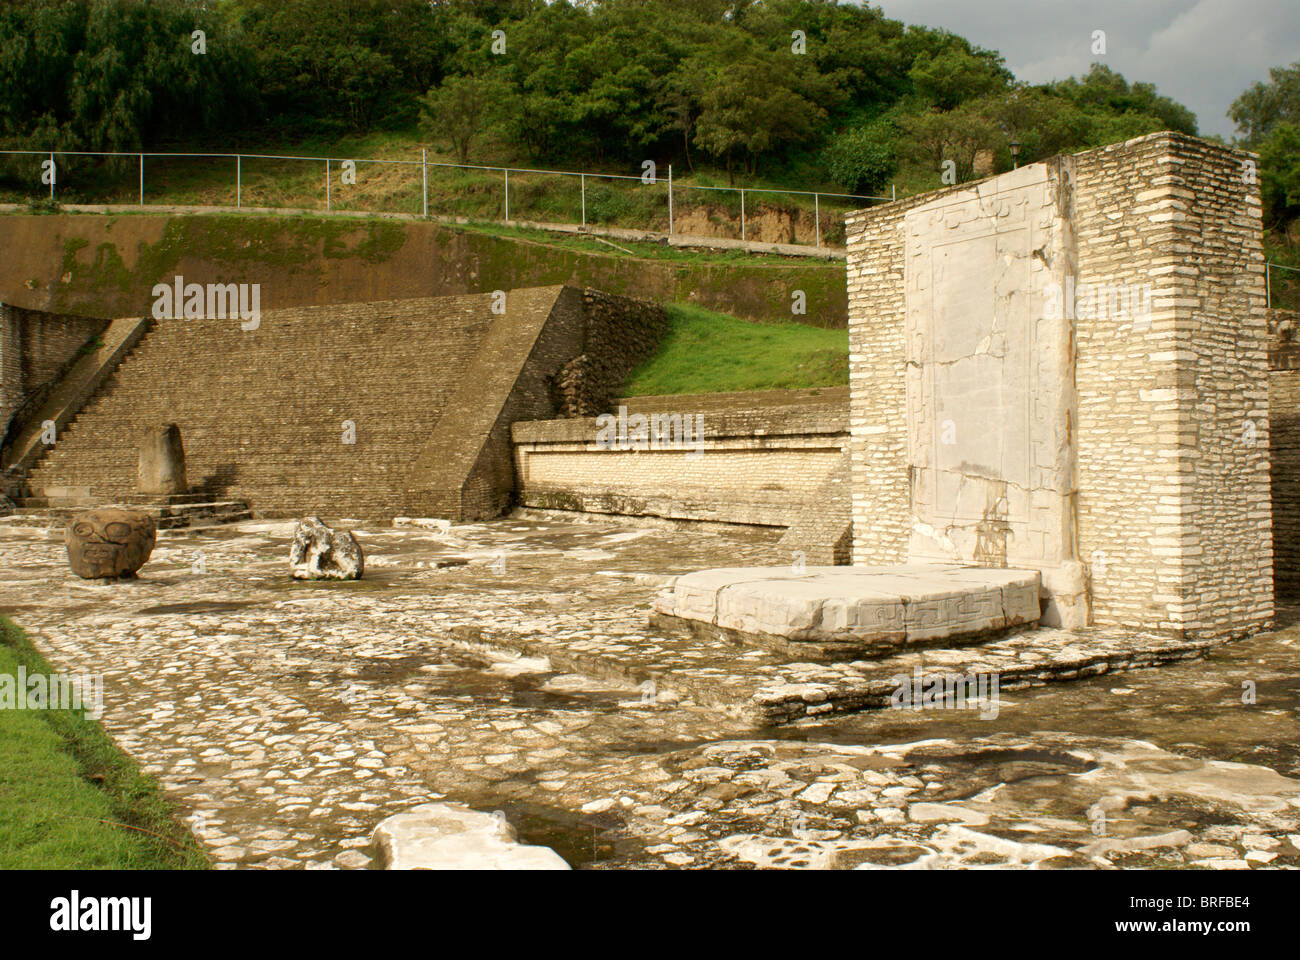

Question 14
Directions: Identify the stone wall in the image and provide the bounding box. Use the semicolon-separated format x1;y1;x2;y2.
0;306;18;443
901;162;1078;604
844;193;936;567
552;291;668;417
846;131;1272;640
775;446;853;565
512;392;848;528
403;286;586;521
1269;308;1300;596
1071;133;1271;639
0;303;109;446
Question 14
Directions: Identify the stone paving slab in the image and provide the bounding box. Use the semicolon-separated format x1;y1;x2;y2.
652;565;1040;659
539;733;1300;870
0;514;776;869
470;609;1212;723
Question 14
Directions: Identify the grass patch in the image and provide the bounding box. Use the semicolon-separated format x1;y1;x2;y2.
0;615;209;869
622;303;848;396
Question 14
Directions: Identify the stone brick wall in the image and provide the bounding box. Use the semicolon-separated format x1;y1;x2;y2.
1269;308;1300;596
0;303;109;445
846;131;1272;640
404;286;586;520
776;446;853;564
552;291;668;417
512;394;848;527
1072;133;1271;639
0;306;19;441
25;295;495;518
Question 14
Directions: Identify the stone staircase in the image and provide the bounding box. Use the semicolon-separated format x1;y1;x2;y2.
8;485;251;530
16;296;499;519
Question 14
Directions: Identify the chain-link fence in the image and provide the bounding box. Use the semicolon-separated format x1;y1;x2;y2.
0;149;889;250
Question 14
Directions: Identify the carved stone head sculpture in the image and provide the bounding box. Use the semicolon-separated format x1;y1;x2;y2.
66;508;157;579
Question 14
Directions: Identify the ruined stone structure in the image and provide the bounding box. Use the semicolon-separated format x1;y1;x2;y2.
12;286;665;522
846;132;1272;639
137;423;187;496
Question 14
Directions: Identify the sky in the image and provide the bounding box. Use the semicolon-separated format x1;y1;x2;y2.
869;0;1300;139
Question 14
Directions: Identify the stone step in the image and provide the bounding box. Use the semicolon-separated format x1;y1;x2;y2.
7;499;253;530
119;493;218;505
13;496;98;509
27;484;92;499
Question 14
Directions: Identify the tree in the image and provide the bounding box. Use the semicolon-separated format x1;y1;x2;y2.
0;0;258;154
1231;62;1300;145
692;45;825;181
981;88;1091;163
230;0;452;135
908;43;1011;111
418;75;511;164
822;117;896;195
1050;64;1196;136
1259;121;1300;228
897;102;1002;184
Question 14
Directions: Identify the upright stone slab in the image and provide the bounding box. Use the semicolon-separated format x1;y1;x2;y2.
901;162;1083;626
138;423;187;496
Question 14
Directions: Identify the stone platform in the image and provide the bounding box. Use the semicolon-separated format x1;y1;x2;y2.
650;565;1041;660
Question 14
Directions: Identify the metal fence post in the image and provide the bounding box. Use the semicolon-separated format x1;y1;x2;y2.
49;151;54;199
236;155;241;209
814;193;819;249
422;149;428;218
892;183;896;202
1267;262;1271;309
668;164;674;235
504;168;509;223
325;158;331;211
740;188;745;242
139;154;144;206
580;173;585;228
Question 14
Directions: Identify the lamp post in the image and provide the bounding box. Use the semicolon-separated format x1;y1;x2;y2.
1009;139;1021;169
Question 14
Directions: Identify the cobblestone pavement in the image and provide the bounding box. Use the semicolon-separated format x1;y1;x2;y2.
2;512;1298;869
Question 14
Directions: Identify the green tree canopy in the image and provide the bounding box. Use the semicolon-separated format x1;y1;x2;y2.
1049;63;1197;136
0;0;1208;202
1231;62;1300;145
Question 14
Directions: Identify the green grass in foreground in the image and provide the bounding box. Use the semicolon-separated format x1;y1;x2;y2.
0;616;209;869
621;303;849;396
